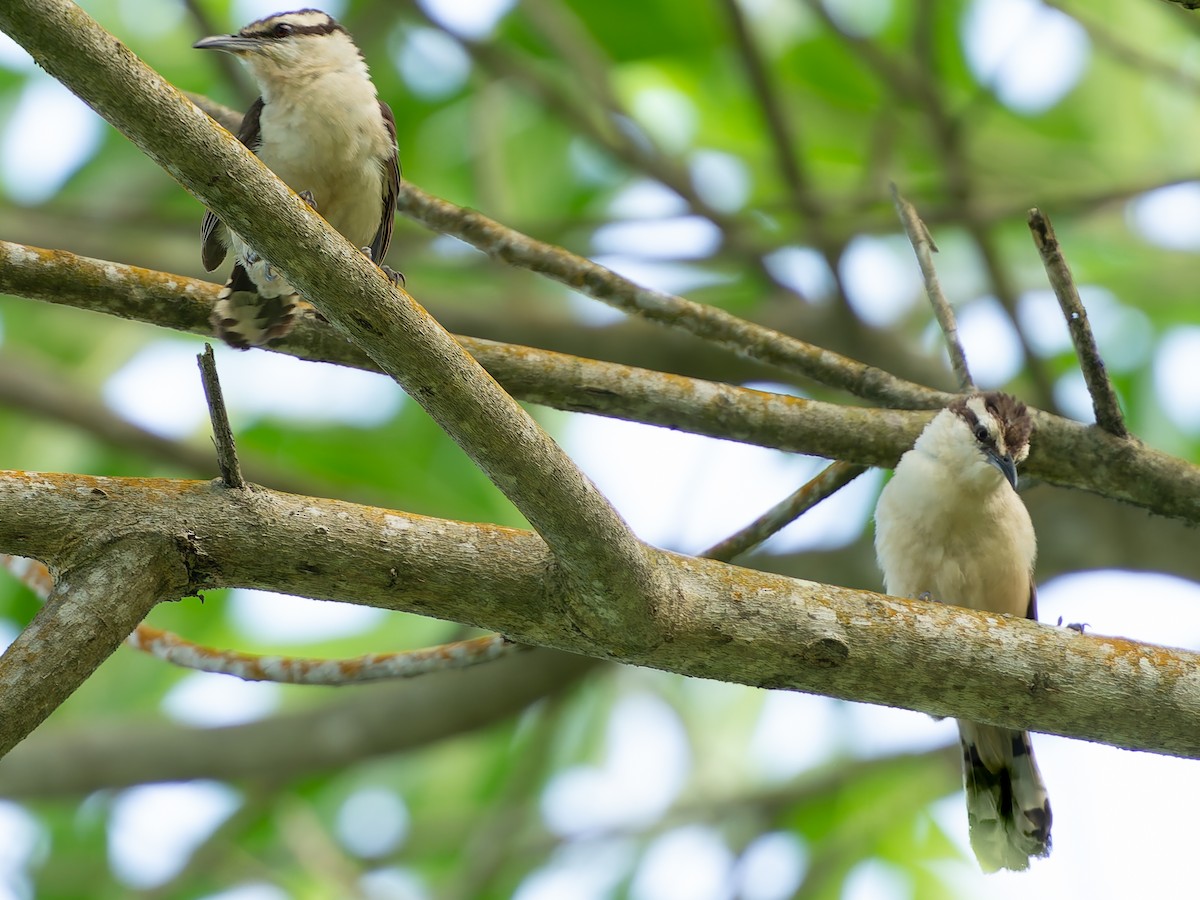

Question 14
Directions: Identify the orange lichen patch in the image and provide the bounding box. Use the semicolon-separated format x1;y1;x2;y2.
1094;634;1194;676
127;625;525;685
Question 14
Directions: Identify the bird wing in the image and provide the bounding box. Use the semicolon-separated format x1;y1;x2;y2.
368;100;401;267
201;97;266;271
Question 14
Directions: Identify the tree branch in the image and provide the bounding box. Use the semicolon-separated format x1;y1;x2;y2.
0;533;187;756
395;182;935;405
892;184;974;392
0;646;596;796
1027;208;1128;437
1;469;1199;760
702;461;868;562
0;0;663;652
127;625;524;684
197;344;244;488
4;241;1200;525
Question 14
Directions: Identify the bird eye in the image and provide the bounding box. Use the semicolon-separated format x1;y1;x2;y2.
272;22;294;36
974;425;989;442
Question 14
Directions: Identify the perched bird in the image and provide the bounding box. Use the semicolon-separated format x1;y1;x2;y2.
194;8;400;349
874;391;1051;872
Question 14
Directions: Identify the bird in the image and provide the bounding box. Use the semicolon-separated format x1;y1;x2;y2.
194;8;400;349
873;391;1051;872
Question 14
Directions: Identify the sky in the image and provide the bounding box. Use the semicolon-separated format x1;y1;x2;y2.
4;0;1200;898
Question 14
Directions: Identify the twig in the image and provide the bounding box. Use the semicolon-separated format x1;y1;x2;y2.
891;184;975;392
197;344;245;488
0;349;339;496
1027;208;1128;438
702;461;868;562
126;626;526;684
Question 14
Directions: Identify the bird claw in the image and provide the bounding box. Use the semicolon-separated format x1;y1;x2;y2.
917;591;939;604
299;190;319;211
1056;616;1089;634
359;246;405;287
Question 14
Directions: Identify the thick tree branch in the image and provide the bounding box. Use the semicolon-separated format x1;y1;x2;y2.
1;469;1198;759
0;533;187;756
0;0;665;652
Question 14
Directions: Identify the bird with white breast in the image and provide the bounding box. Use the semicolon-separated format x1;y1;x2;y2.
194;8;400;349
874;391;1051;872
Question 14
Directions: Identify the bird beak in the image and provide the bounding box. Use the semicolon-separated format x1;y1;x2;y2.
194;34;260;54
987;450;1019;489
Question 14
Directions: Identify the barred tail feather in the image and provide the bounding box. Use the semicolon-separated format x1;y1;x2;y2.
211;263;301;350
959;722;1052;873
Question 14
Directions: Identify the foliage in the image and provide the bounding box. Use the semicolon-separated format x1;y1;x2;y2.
1;0;1200;897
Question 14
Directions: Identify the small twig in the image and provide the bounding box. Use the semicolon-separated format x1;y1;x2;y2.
197;344;245;488
702;461;868;563
892;184;975;392
1027;208;1128;438
127;626;527;684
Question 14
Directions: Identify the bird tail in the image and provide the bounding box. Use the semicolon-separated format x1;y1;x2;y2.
211;263;302;350
958;722;1052;872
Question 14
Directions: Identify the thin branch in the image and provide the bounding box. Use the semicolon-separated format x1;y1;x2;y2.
0;347;348;498
0;645;597;796
0;239;934;473
702;461;868;562
2;469;1200;759
127;626;525;684
0;0;662;651
0;241;941;462
1027;208;1128;437
197;344;245;488
396;184;937;405
892;184;975;392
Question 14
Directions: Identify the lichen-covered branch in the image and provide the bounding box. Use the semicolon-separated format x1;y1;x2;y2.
1;469;1199;760
0;0;662;652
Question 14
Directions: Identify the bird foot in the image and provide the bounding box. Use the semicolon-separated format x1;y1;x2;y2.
299;190;319;211
360;246;405;286
1056;616;1089;634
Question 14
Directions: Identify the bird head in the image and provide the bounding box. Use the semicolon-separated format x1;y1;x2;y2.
194;9;366;87
946;392;1032;490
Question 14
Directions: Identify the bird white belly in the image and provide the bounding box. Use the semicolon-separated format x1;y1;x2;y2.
875;454;1035;615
